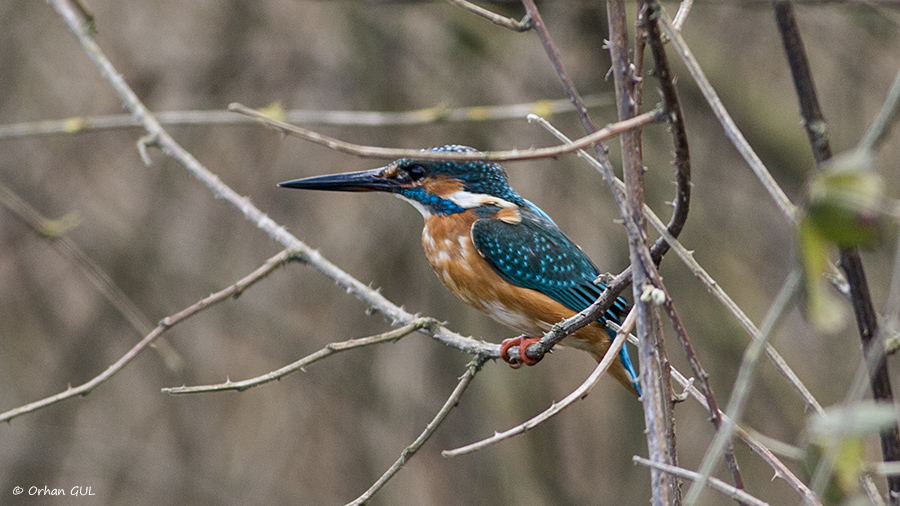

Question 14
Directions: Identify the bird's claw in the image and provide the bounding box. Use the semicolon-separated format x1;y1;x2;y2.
499;336;543;368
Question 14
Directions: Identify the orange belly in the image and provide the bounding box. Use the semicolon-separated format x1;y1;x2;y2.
422;212;638;395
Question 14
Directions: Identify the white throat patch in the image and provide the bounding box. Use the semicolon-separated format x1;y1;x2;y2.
445;191;517;210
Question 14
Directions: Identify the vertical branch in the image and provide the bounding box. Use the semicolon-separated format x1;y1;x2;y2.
607;1;679;504
772;1;900;502
643;1;691;264
520;1;680;503
643;0;747;499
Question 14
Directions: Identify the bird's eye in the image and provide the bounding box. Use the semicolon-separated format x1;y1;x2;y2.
406;164;426;181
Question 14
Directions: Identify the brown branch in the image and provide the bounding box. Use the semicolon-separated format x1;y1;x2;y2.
672;369;821;504
643;0;749;500
773;2;900;503
525;0;693;364
520;0;629;214
606;1;679;503
228;102;663;162
0;250;296;423
644;0;692;265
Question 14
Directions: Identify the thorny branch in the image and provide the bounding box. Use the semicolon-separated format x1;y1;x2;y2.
47;0;498;364
346;356;488;506
446;0;532;31
683;270;800;505
162;319;440;394
633;457;769;506
34;2;899;506
532;113;823;502
229;102;663;163
444;308;635;457
0;249;296;423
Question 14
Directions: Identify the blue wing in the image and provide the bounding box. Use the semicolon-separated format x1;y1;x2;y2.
471;202;640;392
471;203;627;321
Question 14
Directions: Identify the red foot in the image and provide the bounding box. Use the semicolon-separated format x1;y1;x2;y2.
499;336;543;368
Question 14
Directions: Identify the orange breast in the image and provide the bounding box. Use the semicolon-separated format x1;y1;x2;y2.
421;212;575;335
422;211;637;394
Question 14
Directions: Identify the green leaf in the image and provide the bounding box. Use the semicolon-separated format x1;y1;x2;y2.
803;151;883;249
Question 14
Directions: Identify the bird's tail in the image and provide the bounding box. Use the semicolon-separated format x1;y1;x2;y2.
586;325;641;397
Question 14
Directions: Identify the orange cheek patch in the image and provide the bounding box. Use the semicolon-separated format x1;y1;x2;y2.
424;175;464;197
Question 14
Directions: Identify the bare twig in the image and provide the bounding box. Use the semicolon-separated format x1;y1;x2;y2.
648;198;822;413
672;0;694;31
162;319;438;394
228;102;663;162
684;269;800;506
48;0;496;363
633;457;770;506
447;0;532;31
667;366;821;504
0;95;614;140
443;308;635;457
528;267;633;359
644;0;692;265
0;250;295;423
347;356;488;506
519;0;629;215
862;473;889;506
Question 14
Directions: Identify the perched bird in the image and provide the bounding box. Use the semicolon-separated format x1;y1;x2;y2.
280;145;640;396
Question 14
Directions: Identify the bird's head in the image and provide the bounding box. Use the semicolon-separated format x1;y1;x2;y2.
279;145;526;217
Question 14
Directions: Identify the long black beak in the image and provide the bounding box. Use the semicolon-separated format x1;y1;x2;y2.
278;167;401;193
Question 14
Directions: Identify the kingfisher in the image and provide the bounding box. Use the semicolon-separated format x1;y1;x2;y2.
279;145;640;396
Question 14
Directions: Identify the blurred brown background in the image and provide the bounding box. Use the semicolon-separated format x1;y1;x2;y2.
2;1;900;504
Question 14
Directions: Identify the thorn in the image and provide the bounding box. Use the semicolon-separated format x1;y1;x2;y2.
136;133;159;166
674;377;694;402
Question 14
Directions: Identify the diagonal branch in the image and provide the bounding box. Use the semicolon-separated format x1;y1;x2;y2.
684;269;800;505
669;367;820;505
531;114;822;414
658;14;796;221
162;319;439;394
633;457;770;506
0;249;295;423
347;356;488;506
443;308;635;457
0;181;183;371
47;0;495;362
447;0;533;31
